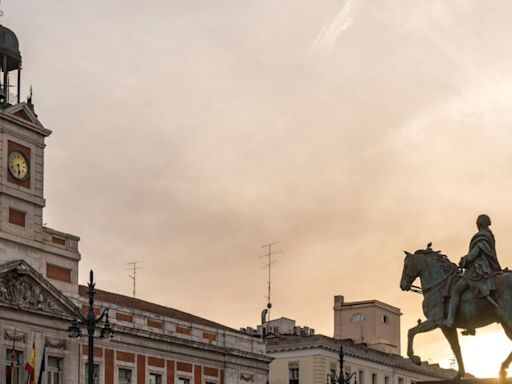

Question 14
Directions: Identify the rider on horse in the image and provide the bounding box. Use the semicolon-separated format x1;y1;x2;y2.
444;214;502;328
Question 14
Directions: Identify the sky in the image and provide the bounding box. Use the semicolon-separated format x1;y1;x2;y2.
5;0;512;378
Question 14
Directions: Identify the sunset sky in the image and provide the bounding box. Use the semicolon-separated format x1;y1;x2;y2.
5;0;512;377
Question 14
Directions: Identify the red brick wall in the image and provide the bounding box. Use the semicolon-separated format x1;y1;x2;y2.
46;264;71;283
8;208;25;227
81;345;103;357
148;357;165;368
176;326;191;335
203;332;217;342
116;351;135;363
14;109;31;121
52;236;66;246
116;312;133;322
81;305;100;316
137;355;145;384
147;319;163;329
167;360;175;384
194;365;202;384
176;362;192;372
204;367;219;377
105;349;114;384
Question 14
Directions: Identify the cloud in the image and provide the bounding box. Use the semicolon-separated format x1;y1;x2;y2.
310;0;361;57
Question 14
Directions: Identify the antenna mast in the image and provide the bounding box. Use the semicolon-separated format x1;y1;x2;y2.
127;261;143;298
260;242;280;322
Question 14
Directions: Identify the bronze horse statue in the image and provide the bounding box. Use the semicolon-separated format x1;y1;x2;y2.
400;248;512;379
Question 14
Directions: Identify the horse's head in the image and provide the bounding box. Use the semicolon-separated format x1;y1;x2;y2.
400;250;421;291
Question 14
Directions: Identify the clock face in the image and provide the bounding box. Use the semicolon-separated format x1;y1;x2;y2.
8;151;29;180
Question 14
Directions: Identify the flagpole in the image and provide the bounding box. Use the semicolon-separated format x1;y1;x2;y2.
37;345;46;384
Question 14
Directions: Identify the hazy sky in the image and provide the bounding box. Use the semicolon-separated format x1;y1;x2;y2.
6;0;512;377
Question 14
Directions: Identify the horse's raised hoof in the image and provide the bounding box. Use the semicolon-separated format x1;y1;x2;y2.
410;355;421;366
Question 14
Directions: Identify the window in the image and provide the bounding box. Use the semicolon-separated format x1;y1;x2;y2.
84;363;100;384
359;370;365;384
385;376;389;384
382;315;389;324
47;356;63;384
5;349;24;384
118;368;133;384
289;362;299;384
351;313;365;322
149;373;162;384
177;378;190;384
372;373;377;384
398;377;404;384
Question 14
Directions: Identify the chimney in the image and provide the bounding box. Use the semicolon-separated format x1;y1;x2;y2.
334;295;344;309
333;295;344;340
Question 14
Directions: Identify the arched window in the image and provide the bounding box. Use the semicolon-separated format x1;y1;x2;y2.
382;315;389;324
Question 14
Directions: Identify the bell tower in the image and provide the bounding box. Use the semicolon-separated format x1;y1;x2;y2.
0;25;80;295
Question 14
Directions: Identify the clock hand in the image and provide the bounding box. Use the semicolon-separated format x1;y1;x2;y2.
16;163;20;176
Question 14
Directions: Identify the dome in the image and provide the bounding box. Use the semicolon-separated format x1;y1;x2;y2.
0;25;21;71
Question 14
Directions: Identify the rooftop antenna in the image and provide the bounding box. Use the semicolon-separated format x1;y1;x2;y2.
260;242;280;322
127;261;143;298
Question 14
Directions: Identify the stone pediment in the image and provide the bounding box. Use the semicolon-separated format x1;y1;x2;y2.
0;260;79;319
2;102;51;136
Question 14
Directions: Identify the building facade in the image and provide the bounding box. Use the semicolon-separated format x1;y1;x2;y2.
333;295;401;355
266;335;456;384
261;297;460;384
0;25;271;384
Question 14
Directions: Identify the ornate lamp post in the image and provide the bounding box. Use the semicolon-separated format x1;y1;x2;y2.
68;270;114;384
327;345;357;384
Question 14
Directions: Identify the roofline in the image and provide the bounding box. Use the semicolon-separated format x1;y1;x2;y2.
265;334;459;379
78;285;241;334
338;299;402;315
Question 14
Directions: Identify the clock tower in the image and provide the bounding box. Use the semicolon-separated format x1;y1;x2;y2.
0;25;80;295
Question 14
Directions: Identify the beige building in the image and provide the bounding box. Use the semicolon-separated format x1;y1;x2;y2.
262;296;459;384
266;335;456;384
0;24;271;384
333;295;401;355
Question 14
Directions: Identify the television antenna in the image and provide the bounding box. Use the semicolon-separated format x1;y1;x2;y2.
127;261;143;298
260;242;281;322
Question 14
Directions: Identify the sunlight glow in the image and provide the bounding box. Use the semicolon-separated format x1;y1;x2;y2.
438;325;512;378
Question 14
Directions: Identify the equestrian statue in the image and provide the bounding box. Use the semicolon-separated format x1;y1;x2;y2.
400;214;512;379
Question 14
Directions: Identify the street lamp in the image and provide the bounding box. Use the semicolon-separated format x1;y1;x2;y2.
68;270;114;384
327;345;357;384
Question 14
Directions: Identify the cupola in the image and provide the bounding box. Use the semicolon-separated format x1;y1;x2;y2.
0;24;22;106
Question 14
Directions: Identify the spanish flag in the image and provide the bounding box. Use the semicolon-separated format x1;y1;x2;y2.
25;340;36;384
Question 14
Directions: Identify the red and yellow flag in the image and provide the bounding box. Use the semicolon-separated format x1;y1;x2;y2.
25;340;36;384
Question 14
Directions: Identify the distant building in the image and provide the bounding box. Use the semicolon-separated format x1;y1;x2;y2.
0;25;270;384
333;295;401;355
248;296;460;384
266;335;457;384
